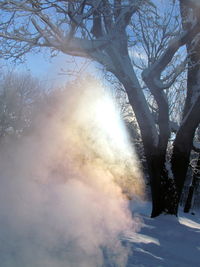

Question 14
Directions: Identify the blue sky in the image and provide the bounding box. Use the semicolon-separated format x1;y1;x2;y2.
4;50;98;89
15;52;72;86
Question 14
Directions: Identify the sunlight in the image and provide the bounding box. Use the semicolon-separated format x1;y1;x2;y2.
134;248;164;261
125;232;160;246
179;217;200;230
92;88;130;155
62;79;144;199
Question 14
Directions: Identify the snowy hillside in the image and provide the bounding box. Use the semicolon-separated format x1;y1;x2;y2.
126;202;200;267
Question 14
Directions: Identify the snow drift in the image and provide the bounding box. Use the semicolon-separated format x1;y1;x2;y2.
0;78;144;267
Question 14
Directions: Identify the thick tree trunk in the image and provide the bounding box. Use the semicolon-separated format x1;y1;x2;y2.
146;152;167;217
113;68;174;217
146;150;179;217
121;78;172;217
114;73;166;217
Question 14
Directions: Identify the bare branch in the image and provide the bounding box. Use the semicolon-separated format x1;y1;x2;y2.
143;21;200;82
154;58;187;90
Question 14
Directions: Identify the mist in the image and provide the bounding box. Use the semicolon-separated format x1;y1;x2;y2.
0;78;144;267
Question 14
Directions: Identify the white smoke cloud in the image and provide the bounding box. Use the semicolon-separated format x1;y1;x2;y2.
0;77;144;267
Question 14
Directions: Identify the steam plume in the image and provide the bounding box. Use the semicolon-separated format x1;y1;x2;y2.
0;77;144;266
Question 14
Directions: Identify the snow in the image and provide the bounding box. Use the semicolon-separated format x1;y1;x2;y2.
193;141;200;150
125;201;200;267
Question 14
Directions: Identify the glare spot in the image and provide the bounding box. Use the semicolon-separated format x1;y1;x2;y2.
179;217;200;230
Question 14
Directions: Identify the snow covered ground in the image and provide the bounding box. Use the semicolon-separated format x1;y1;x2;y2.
126;201;200;267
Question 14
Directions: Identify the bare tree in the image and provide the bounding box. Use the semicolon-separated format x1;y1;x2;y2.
0;70;43;138
0;0;200;217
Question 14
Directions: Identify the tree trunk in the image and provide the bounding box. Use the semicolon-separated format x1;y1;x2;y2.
184;153;200;213
111;72;165;216
121;78;173;217
184;180;196;213
171;94;200;214
146;152;168;217
113;68;174;217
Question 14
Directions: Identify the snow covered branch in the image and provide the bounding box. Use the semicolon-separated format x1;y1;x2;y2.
192;141;200;152
154;58;188;90
142;21;200;88
170;121;179;133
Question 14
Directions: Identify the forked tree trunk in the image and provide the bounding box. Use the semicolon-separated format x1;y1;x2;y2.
113;60;178;218
115;74;167;218
122;81;173;217
147;0;200;217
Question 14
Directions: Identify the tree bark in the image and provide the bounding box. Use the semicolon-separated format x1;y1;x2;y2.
184;153;200;212
117;75;171;217
171;94;200;214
